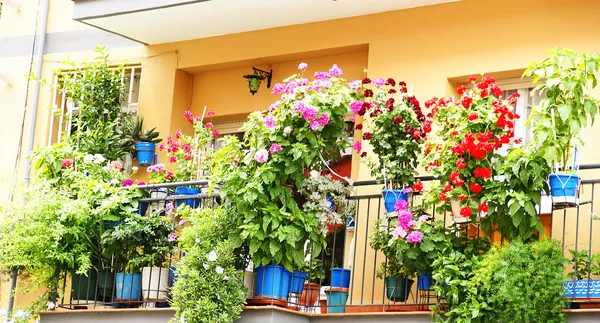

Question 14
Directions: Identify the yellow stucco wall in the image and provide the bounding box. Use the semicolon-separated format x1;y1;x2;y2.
3;0;600;311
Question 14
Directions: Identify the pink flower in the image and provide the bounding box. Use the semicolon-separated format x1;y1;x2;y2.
166;202;174;215
302;106;318;121
350;101;363;114
159;143;165;151
184;153;192;161
175;129;182;139
407;220;417;229
205;122;213;129
406;231;423;244
264;115;276;128
269;101;281;112
269;143;283;154
398;210;412;229
418;214;429;222
353;141;362;153
122;179;133;187
293;101;307;112
297;78;309;86
61;158;73;168
394;199;408;211
110;161;123;171
178;218;187;226
317;113;330;127
314;71;330;80
285;80;298;94
166;171;174;180
393;227;408;239
184;110;194;123
372;78;385;87
183;143;191;152
273;83;285;95
138;181;146;186
310;121;320;131
207;110;215;117
170;155;177;163
329;64;343;77
168;233;178;242
212;129;220;137
298;62;308;71
255;149;269;163
348;80;361;90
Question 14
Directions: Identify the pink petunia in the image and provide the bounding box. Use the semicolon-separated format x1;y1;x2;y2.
353;141;362;153
255;149;269;163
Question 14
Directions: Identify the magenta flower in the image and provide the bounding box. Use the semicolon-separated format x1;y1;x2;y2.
269;100;281;112
350;101;363;115
205;122;213;129
404;187;413;194
406;231;423;244
138;181;146;186
264;115;276;128
168;233;178;242
314;71;330;80
317;113;330;127
273;83;286;95
418;214;429;222
255;149;269;163
311;79;333;90
269;143;283;154
122;179;133;187
397;210;412;230
297;78;309;86
285;80;298;94
298;62;308;71
302;106;318;121
394;199;409;211
166;202;174;215
407;220;417;229
348;80;361;90
293;101;307;112
178;218;187;226
393;227;408;239
329;64;343;77
353;141;362;153
310;121;320;131
372;78;385;87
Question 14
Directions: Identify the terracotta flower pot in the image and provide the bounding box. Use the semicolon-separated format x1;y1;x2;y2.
299;283;320;307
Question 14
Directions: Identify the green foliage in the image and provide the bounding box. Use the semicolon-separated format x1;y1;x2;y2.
170;207;246;323
524;47;600;169
117;115;162;155
566;249;600;280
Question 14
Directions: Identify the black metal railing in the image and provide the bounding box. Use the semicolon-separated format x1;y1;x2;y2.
55;165;600;312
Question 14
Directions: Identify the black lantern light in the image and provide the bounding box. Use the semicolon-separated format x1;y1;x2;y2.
243;66;272;95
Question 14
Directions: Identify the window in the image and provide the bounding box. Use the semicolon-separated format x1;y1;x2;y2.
47;65;142;145
210;120;245;150
495;78;541;147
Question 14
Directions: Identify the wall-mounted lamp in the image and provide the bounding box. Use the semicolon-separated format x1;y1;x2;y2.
243;66;272;95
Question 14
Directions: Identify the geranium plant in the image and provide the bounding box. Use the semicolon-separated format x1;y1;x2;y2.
352;78;427;190
423;76;520;222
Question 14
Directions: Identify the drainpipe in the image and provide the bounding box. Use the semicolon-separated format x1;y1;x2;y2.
8;0;51;316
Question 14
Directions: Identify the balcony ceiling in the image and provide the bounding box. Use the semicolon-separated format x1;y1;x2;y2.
73;0;459;45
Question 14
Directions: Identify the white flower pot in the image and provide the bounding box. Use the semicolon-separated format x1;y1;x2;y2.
141;267;170;300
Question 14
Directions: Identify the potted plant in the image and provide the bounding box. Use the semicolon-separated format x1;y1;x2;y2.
423;75;519;223
298;258;323;307
523;48;600;206
121;116;162;167
350;78;426;212
212;63;355;304
564;249;600;299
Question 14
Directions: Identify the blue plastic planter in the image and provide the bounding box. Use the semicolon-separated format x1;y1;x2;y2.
290;271;307;294
326;193;335;211
170;266;178;286
325;288;349;313
255;265;292;300
135;142;156;166
115;273;141;301
175;187;201;209
330;268;351;289
549;173;580;198
382;189;409;213
418;271;432;290
564;279;600;298
137;201;149;216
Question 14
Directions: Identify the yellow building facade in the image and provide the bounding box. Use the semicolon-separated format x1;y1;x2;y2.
2;0;600;311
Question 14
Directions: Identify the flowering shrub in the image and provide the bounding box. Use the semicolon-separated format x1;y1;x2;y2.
423;76;520;221
352;78;426;189
370;202;447;278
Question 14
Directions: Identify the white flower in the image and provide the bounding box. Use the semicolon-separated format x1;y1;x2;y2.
223;275;229;281
208;250;218;262
14;309;29;320
83;154;94;163
283;126;292;135
310;170;320;178
180;314;186;323
93;154;105;164
0;309;7;318
195;238;200;244
47;301;56;310
203;263;209;270
132;166;139;172
215;266;224;274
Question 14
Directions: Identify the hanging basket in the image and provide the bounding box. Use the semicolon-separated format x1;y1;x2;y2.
549;173;581;207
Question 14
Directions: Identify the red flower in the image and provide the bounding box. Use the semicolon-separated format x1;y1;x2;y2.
362;78;372;84
460;206;473;217
456;158;466;170
360;152;367;158
470;182;482;194
364;89;374;97
508;92;520;104
484;75;496;84
413;181;424;192
388;89;397;94
478;202;489;213
401;87;408;93
480;89;488;98
412;130;422;140
184;110;194;123
457;85;466;95
61;158;73;168
423;120;432;133
500;134;511;144
443;183;452;192
170;155;177;163
212;129;220;137
386;78;396;86
496;117;507;128
438;192;447;201
459;195;467;201
477;82;488;90
165;171;174;180
184;153;192;161
474;167;492;179
159;143;165;151
490;85;502;97
477;131;492;142
468;76;478;83
470;148;487;160
450;131;459;137
451;143;466;155
515;137;523;144
385;98;395;111
393;116;403;125
399;81;407;87
355;123;363;130
449;171;464;186
362;132;373;140
468;113;479;121
461;97;473;109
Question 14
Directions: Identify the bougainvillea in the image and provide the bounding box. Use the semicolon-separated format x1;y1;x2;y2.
423;75;520;222
351;78;426;189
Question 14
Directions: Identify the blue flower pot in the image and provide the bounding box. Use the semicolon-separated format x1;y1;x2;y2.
330;268;351;289
255;265;292;300
564;279;600;298
137;201;149;216
135;142;156;166
418;271;432;290
170;266;178;286
115;273;141;301
325;288;349;313
382;189;409;213
549;173;580;198
175;187;201;209
290;271;307;294
326;193;335;211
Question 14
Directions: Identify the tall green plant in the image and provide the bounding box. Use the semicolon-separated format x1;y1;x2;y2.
524;48;600;170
